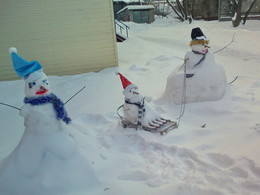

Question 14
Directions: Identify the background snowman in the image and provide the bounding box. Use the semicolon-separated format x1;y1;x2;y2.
116;72;175;130
162;27;227;104
0;48;97;195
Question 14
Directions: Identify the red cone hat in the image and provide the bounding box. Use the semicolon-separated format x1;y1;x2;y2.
116;72;132;89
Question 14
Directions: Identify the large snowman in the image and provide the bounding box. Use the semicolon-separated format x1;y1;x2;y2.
0;48;97;195
162;27;227;104
116;72;170;130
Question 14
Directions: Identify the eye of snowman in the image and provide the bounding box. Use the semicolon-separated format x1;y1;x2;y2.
28;82;36;89
42;79;48;85
130;87;137;93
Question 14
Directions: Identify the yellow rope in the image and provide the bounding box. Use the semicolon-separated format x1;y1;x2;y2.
189;40;209;46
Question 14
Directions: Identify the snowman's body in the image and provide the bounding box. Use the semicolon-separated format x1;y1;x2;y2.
123;101;139;125
124;98;164;128
163;36;227;104
20;103;63;132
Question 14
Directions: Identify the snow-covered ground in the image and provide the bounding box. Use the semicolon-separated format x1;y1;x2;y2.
0;17;260;195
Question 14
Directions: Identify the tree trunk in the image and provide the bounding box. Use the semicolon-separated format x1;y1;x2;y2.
183;0;192;23
232;0;242;27
243;0;257;25
191;0;195;19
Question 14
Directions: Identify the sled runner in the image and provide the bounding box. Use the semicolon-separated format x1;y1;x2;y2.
117;105;178;135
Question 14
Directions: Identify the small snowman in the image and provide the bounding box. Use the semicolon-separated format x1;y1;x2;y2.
162;27;227;104
0;48;96;195
116;72;168;129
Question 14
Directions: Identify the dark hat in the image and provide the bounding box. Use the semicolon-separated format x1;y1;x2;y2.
191;27;206;40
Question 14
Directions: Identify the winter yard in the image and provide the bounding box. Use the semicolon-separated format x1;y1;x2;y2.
0;17;260;194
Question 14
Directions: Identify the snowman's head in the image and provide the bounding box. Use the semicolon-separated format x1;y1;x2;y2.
116;72;143;102
190;27;209;54
8;47;51;98
123;84;142;101
24;70;51;97
191;42;210;54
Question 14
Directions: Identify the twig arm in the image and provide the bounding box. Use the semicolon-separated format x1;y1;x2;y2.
64;86;86;105
0;102;21;111
213;32;236;54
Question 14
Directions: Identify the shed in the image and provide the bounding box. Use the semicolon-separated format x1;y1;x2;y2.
117;5;155;23
113;0;128;17
0;0;118;81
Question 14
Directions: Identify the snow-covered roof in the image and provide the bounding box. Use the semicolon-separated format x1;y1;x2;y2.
117;5;155;14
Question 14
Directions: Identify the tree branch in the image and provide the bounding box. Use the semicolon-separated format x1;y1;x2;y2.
243;0;257;25
176;0;185;18
231;0;238;9
166;0;184;21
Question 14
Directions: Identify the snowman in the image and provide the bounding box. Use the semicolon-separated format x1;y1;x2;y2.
162;27;227;104
116;72;171;130
0;48;96;195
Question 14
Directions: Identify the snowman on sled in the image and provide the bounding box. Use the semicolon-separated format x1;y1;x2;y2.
116;72;177;135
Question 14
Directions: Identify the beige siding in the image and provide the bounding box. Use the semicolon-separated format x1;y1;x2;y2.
0;0;118;81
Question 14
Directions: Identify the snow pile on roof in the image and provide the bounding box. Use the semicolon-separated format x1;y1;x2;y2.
117;5;155;14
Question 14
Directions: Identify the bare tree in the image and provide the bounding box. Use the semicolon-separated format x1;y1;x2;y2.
166;0;194;23
166;0;185;21
176;0;185;19
231;0;258;27
183;0;193;23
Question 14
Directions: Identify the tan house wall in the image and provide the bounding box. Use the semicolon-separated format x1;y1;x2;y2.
0;0;118;81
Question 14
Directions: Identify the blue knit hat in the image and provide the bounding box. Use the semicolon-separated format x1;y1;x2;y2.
9;47;42;78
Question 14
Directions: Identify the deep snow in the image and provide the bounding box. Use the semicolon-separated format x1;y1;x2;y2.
0;17;260;195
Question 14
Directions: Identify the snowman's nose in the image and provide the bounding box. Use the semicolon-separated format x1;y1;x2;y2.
40;86;47;91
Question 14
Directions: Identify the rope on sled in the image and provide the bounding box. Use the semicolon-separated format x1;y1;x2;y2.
177;59;188;127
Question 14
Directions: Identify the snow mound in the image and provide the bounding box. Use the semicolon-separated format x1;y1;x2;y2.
0;126;98;195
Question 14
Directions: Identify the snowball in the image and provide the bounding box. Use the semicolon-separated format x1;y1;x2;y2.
8;47;17;54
